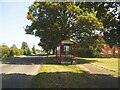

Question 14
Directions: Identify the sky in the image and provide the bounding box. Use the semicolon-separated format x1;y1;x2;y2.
0;1;42;50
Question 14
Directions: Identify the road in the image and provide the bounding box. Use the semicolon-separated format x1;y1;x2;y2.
0;54;46;88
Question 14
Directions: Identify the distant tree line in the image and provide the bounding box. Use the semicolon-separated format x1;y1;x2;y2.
0;42;40;60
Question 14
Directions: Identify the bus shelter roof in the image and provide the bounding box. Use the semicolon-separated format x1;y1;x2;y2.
61;39;77;45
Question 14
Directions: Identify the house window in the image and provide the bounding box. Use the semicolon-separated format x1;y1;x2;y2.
115;50;118;53
108;51;111;54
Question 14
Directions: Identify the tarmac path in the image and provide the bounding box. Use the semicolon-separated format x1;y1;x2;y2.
0;54;46;88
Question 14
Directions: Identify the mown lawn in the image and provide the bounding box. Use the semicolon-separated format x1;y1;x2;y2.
76;57;119;73
30;63;118;88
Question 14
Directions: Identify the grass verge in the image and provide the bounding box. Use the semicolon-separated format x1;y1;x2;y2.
30;64;118;88
76;57;119;73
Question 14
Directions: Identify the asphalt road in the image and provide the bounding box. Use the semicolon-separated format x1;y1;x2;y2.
0;54;46;88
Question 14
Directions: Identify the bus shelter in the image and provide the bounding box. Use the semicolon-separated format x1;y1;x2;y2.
56;39;77;64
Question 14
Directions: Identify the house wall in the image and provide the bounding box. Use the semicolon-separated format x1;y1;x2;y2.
98;32;120;57
102;44;120;57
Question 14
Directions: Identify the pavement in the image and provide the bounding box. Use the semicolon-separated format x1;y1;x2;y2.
1;64;40;75
0;54;46;88
77;63;119;77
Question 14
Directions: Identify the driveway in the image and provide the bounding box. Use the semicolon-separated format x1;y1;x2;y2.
0;54;46;88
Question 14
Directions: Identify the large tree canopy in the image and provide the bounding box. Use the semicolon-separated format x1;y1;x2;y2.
25;2;120;52
75;2;120;47
92;2;120;47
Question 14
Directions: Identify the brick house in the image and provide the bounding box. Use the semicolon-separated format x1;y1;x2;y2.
99;32;120;57
101;44;120;57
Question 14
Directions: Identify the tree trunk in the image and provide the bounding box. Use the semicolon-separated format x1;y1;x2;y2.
56;48;57;60
52;48;55;55
46;50;49;59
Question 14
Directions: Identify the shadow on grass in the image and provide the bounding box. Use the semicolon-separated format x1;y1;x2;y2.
31;71;118;88
2;70;119;88
76;58;97;64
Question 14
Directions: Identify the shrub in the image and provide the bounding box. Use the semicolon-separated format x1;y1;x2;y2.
8;49;14;57
76;48;97;58
22;49;31;55
27;49;31;55
32;46;36;54
1;46;11;59
23;49;27;55
1;46;31;60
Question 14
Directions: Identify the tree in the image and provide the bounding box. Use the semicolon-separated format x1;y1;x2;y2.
85;2;120;47
25;2;103;52
76;33;105;57
103;11;120;47
27;48;31;55
75;2;120;47
94;2;120;47
21;42;31;55
32;45;36;54
11;44;17;48
21;42;29;50
1;44;9;48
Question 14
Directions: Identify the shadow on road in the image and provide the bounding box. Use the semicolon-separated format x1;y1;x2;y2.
44;57;98;65
2;54;47;65
2;54;99;65
2;70;118;88
2;73;33;88
26;53;47;56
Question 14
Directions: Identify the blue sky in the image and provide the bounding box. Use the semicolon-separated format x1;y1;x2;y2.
0;1;42;50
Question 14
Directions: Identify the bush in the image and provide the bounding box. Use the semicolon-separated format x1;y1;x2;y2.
22;49;31;55
9;48;24;56
76;48;97;58
9;49;14;57
26;49;31;55
36;49;41;53
32;46;36;54
15;48;24;56
23;49;27;55
1;46;11;59
0;46;30;60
